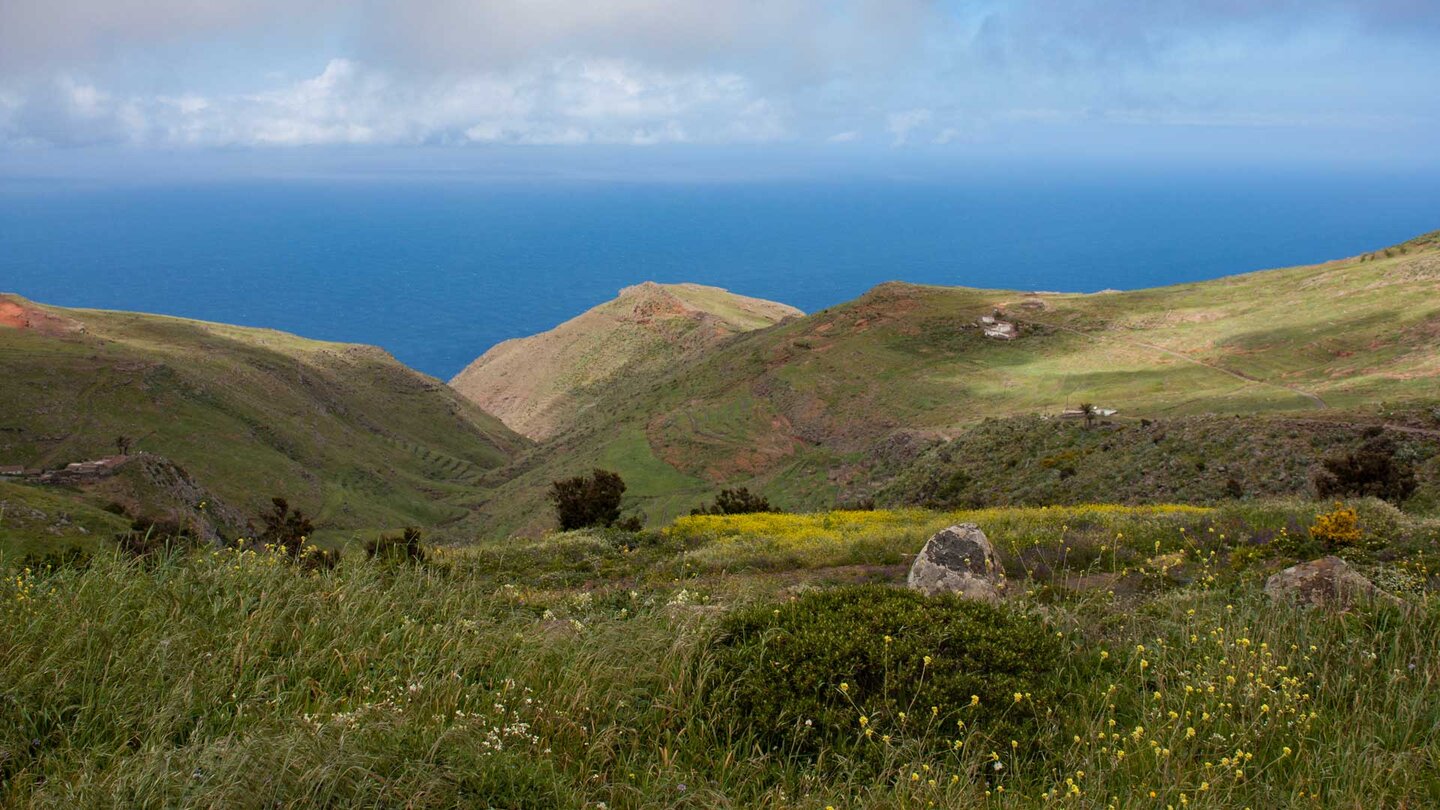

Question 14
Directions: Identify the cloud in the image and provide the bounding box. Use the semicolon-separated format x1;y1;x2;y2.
0;58;786;148
886;109;932;146
0;0;1436;160
0;0;341;73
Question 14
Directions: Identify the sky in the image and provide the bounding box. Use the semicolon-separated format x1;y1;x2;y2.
1;0;1439;178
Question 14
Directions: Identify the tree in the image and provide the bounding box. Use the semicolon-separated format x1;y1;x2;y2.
1078;403;1097;429
115;435;132;456
550;469;631;531
1312;429;1418;504
692;487;778;516
256;497;315;554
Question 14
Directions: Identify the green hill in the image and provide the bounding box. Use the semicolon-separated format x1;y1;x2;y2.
450;282;802;439
472;231;1440;534
0;295;529;540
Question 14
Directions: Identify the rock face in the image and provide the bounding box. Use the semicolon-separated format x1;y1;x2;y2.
907;523;1003;602
1264;556;1394;609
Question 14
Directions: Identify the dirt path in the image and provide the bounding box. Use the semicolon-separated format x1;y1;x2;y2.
1009;314;1330;409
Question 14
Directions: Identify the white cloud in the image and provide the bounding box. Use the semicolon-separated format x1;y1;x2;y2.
0;58;786;148
932;127;962;144
0;0;1436;159
886;108;931;146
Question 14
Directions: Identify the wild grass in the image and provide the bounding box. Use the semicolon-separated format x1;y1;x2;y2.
2;501;1438;807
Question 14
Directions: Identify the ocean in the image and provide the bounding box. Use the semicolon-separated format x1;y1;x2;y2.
2;169;1438;379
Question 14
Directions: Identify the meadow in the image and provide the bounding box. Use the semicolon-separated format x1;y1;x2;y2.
3;500;1438;808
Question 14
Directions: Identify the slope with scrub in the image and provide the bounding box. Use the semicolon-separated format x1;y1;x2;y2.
0;295;529;539
472;231;1440;533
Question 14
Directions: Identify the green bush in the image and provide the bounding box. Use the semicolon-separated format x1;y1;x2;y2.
707;585;1062;760
692;486;778;516
549;469;642;531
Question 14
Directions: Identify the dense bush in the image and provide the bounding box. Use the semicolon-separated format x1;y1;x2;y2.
707;585;1062;760
1313;430;1419;504
549;469;641;531
691;487;778;516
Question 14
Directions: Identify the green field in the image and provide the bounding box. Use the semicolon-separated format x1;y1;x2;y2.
4;501;1437;807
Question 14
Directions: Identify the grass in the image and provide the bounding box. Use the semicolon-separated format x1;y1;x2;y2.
0;482;128;557
4;501;1437;807
0;296;528;540
882;412;1440;512
470;234;1440;533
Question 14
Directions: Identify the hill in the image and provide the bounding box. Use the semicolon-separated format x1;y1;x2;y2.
472;231;1440;533
450;282;802;439
0;295;529;540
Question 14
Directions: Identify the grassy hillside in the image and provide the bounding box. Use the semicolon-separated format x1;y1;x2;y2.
0;481;130;558
474;232;1440;534
0;295;529;540
4;500;1437;806
450;282;802;440
882;411;1440;512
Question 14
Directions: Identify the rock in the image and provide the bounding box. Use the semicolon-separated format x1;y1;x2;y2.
1264;556;1398;609
907;523;1003;602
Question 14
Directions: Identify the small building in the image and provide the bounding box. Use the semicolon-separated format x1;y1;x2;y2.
0;465;24;476
1060;407;1119;420
981;321;1019;340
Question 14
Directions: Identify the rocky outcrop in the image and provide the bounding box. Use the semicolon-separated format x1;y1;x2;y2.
1264;556;1397;609
907;523;1003;602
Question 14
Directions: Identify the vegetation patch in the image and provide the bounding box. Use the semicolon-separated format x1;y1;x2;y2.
708;585;1062;761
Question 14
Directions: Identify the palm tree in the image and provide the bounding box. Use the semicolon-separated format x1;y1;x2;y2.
1079;403;1097;429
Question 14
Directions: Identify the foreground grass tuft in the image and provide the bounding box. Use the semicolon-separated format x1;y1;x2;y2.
3;502;1438;807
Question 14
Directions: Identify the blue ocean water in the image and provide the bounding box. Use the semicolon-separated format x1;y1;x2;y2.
2;170;1438;379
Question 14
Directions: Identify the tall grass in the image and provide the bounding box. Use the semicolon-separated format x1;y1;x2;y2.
3;503;1437;807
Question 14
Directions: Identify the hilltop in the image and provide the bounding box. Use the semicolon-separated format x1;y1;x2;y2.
472;232;1440;533
0;295;529;540
451;282;801;439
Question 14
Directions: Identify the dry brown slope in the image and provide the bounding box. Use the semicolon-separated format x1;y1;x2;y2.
450;282;802;439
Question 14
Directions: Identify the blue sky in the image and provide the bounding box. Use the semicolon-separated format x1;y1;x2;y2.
1;0;1438;176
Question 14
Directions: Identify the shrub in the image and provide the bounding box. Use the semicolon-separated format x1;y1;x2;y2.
550;469;640;531
365;527;426;564
249;497;336;571
1309;503;1363;551
692;487;778;516
115;517;198;560
1312;430;1418;504
707;585;1062;760
1223;477;1244;499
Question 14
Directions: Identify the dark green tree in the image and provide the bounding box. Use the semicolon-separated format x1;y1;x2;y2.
691;487;778;516
550;469;630;530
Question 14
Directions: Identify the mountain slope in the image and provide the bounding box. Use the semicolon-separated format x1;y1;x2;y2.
0;295;529;538
471;230;1440;534
450;282;802;439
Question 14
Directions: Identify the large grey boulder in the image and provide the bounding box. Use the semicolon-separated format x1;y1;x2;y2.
907;523;1003;602
1264;556;1397;609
